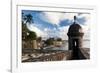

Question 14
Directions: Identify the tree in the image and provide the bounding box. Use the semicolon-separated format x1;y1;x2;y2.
27;31;37;40
22;13;33;41
25;31;37;49
37;37;42;42
22;13;36;49
56;38;62;41
45;38;54;46
24;14;33;24
22;13;33;32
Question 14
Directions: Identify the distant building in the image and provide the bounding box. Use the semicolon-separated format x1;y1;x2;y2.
53;40;63;47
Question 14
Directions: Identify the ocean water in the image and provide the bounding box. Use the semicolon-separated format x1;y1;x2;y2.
51;40;90;50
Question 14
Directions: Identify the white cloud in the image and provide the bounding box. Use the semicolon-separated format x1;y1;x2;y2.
58;26;69;40
78;14;90;25
26;23;44;37
41;12;63;26
26;12;90;40
43;27;59;38
81;25;90;40
26;23;90;40
78;14;90;40
81;25;89;32
40;12;90;27
40;12;81;25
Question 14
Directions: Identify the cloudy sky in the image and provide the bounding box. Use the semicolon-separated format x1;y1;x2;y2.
22;10;90;40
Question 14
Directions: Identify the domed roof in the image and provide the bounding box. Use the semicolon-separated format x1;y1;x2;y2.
67;16;84;37
68;22;82;33
67;22;84;37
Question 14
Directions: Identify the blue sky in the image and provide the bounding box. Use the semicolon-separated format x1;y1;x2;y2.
22;10;90;40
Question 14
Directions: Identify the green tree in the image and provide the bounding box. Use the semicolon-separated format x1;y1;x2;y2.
37;37;42;42
24;14;33;24
56;38;62;41
27;31;37;40
22;13;33;41
22;13;33;32
45;38;54;46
